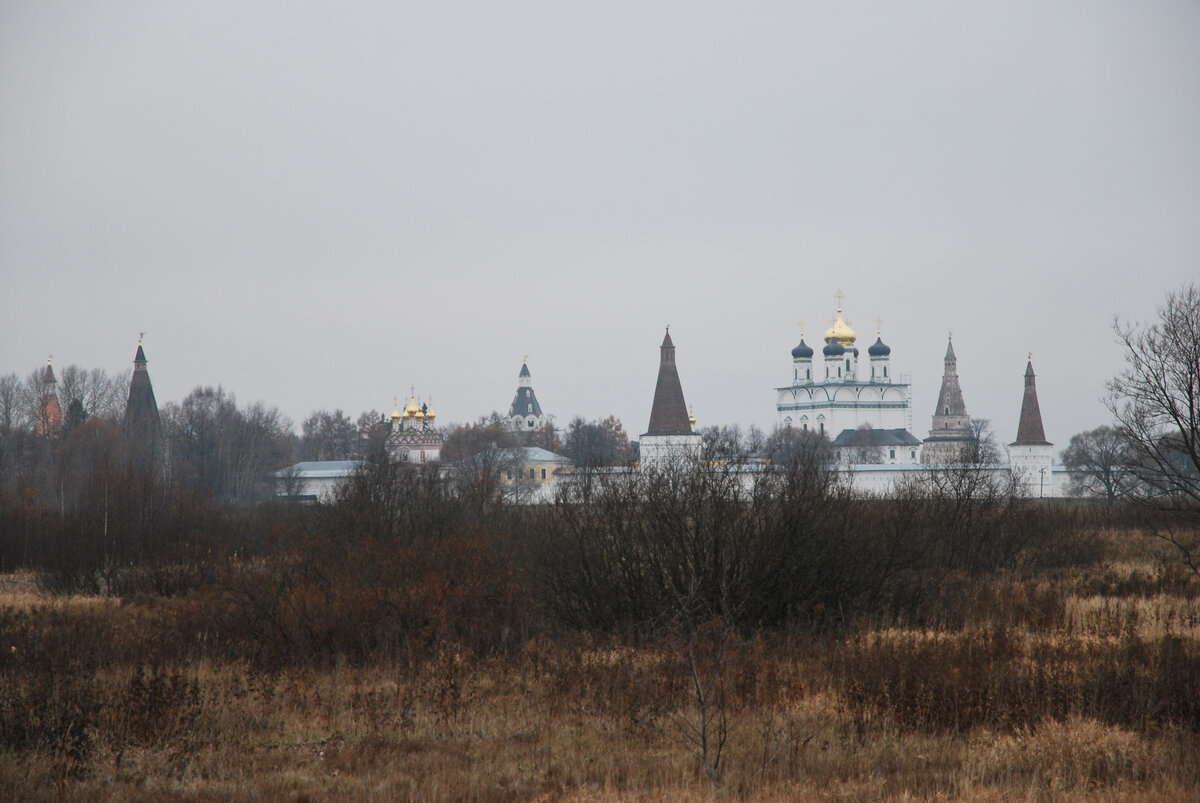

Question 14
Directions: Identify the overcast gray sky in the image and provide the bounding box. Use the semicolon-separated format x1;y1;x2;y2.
2;1;1197;449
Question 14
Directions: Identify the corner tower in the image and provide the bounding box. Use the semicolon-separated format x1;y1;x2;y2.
1007;356;1054;496
124;335;162;468
640;329;701;466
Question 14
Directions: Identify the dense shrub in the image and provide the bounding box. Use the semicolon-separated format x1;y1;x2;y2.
533;458;1095;634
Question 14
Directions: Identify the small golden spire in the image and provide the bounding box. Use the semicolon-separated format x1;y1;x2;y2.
392;396;401;421
47;354;53;366
688;407;697;426
875;316;883;336
139;331;145;346
797;319;805;339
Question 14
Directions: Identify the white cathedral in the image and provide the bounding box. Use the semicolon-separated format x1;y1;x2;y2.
768;294;1064;496
775;296;922;464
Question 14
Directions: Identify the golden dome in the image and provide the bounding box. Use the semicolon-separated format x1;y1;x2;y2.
391;399;401;422
823;308;856;346
688;408;697;426
425;401;436;421
403;394;421;417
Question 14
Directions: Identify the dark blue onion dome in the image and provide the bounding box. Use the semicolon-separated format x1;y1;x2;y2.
791;339;814;359
823;341;845;357
868;336;891;356
853;347;859;358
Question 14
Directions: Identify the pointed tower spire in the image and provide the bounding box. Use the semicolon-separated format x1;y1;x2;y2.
644;328;693;436
1012;356;1050;445
124;336;161;465
933;336;968;419
922;335;973;463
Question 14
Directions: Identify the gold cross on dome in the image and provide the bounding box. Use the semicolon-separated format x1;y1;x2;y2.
834;288;845;310
797;319;805;338
875;316;883;336
139;331;145;344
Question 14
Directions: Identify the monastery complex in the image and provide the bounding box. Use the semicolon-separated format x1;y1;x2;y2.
37;296;1071;502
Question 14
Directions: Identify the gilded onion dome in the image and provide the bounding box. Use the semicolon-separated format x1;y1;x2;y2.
823;307;856;346
424;401;436;422
404;394;421;418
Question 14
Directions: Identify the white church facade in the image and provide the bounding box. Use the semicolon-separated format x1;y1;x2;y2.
775;297;921;465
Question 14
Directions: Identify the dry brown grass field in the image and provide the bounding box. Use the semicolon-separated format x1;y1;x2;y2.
2;530;1199;802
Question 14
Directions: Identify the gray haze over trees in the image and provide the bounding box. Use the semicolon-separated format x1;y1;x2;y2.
2;3;1197;443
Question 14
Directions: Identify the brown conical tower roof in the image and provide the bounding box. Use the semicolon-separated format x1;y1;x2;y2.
643;329;693;436
1012;358;1050;445
124;338;161;456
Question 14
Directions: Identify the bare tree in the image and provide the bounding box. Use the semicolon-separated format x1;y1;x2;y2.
0;373;25;432
764;425;834;471
1109;284;1200;504
58;365;129;425
700;424;765;464
355;410;389;456
561;415;634;469
300;409;358;461
162;386;293;505
442;415;523;511
968;418;1002;465
520;415;562;453
19;368;55;438
1060;425;1136;502
846;423;883;464
1108;283;1200;571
